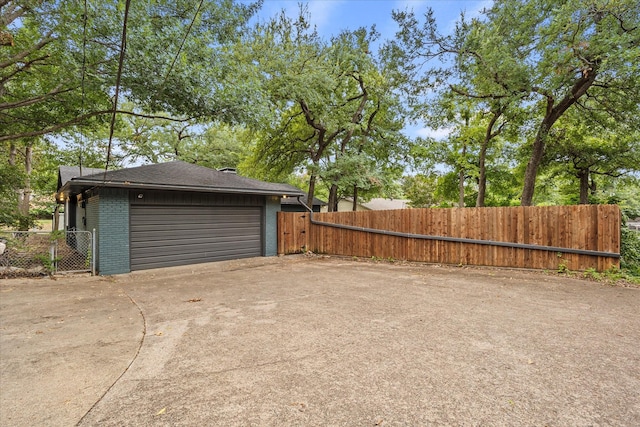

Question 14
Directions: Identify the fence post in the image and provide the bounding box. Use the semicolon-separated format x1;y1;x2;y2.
50;238;57;274
91;228;96;276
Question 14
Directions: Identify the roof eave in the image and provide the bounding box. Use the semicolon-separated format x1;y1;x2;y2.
59;179;304;198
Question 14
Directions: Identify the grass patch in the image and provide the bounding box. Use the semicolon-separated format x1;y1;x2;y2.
556;266;640;287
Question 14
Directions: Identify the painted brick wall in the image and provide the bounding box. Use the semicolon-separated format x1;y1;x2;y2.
264;196;280;257
84;195;100;269
85;195;99;232
97;188;130;275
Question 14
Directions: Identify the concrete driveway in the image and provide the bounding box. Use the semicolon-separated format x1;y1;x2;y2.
1;256;639;426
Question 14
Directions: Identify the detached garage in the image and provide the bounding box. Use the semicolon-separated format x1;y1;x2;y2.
56;161;304;275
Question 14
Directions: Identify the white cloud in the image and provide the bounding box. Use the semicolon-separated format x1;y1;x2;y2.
256;1;345;34
417;127;452;140
404;125;452;140
466;0;493;19
306;1;344;30
393;0;429;13
445;0;492;31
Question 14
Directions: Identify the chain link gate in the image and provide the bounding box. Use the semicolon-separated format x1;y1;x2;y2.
0;229;95;278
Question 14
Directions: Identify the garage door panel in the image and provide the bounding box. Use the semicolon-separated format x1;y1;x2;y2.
131;250;259;269
130;216;261;230
131;206;256;216
131;212;261;226
130;237;262;253
130;225;261;242
131;224;261;235
130;205;262;271
130;234;260;247
133;244;262;262
131;241;262;259
131;220;261;232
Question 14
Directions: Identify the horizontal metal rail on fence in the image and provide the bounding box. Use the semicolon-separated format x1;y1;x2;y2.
296;197;620;259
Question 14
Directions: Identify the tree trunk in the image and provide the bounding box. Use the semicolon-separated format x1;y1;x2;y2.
53;204;60;231
476;144;487;208
521;63;599;206
458;169;465;207
578;169;590;204
476;110;503;208
521;122;550;206
352;185;358;211
458;144;466;207
18;144;33;230
306;173;317;212
328;184;339;212
9;142;16;166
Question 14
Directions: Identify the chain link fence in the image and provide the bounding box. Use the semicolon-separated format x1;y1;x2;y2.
0;230;94;278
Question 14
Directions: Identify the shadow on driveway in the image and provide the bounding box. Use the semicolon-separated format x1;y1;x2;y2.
2;256;639;426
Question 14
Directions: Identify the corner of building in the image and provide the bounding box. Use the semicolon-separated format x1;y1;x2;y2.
96;188;131;275
264;196;281;257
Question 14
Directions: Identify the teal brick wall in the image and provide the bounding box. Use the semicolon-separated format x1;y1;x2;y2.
84;195;100;268
97;188;130;275
84;196;99;232
264;196;280;257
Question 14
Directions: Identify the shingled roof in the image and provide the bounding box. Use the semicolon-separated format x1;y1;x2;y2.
57;166;104;190
57;161;304;197
281;196;326;207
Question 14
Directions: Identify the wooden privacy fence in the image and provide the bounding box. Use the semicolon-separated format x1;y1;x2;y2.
277;205;621;271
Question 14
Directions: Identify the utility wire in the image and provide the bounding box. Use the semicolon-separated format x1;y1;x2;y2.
79;0;88;176
139;0;206;153
158;0;206;92
104;0;132;177
105;0;204;167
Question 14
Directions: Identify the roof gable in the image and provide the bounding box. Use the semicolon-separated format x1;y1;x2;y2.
57;166;104;191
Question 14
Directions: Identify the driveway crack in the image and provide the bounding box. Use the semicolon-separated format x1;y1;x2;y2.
75;287;147;426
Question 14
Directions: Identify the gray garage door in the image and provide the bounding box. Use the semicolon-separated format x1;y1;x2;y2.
130;205;262;271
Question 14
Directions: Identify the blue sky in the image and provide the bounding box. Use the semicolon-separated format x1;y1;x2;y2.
253;0;491;40
246;0;491;139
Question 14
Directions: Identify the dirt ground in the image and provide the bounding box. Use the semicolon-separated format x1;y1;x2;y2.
1;256;639;426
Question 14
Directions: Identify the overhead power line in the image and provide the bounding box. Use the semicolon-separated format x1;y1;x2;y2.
159;0;206;91
79;0;88;175
105;0;132;176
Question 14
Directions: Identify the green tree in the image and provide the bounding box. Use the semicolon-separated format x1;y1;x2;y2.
181;124;252;170
386;0;640;206
0;152;26;227
240;9;406;209
1;0;260;143
402;174;440;208
2;0;261;226
543;111;640;204
0;137;81;228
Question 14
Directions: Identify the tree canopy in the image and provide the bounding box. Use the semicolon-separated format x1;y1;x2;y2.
238;9;408;209
1;0;639;229
1;0;260;143
385;0;640;206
